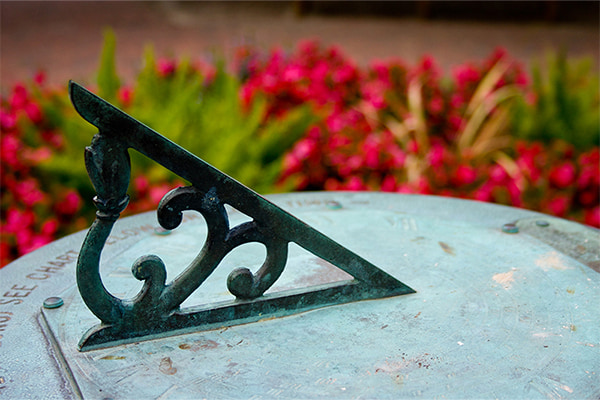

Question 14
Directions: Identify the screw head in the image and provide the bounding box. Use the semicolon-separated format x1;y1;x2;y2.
502;223;519;234
536;220;550;227
154;226;172;236
43;297;64;309
326;200;342;210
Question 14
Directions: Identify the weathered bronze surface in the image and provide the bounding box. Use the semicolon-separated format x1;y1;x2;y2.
69;81;415;351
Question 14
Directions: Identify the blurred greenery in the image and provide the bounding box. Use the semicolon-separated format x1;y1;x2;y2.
511;51;600;149
37;29;318;220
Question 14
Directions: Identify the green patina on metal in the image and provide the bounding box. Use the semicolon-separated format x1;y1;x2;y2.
69;81;415;351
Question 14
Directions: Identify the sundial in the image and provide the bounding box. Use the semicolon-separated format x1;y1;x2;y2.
0;83;598;399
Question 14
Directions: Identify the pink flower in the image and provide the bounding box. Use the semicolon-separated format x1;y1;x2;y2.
21;234;53;254
362;81;387;109
293;138;317;160
406;139;419;154
387;146;406;169
549;162;577;189
24;101;43;124
118;86;134;106
22;146;52;164
547;195;571;217
326;113;345;133
338;155;363;177
41;218;59;236
448;114;463;131
428;96;444;114
282;153;302;174
452;165;477;186
283;65;303;83
584;206;600;228
41;130;64;149
133;175;150;196
1;135;23;168
420;55;435;72
0;110;17;131
4;209;36;233
381;175;397;192
14;179;46;206
16;229;34;255
34;70;46;86
427;144;446;168
577;166;597;189
157;59;176;77
324;178;343;191
453;64;480;89
10;83;29;109
333;64;357;84
55;190;82;217
578;189;598;207
489;164;508;184
149;184;174;205
473;183;493;202
344;176;368;191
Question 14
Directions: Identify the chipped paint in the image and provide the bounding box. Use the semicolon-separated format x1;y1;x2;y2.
533;332;563;338
493;270;515;289
100;355;126;360
535;251;573;271
159;357;177;375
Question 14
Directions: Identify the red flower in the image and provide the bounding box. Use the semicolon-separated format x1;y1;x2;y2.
118;86;134;107
381;175;397;192
149;184;175;205
546;195;571;217
452;165;477;186
584;206;600;228
14;179;46;206
133;175;150;196
549;162;577;189
344;176;368;191
0;110;17;131
4;209;36;234
34;70;46;86
0;135;23;168
24;102;43;124
406;139;419;154
41;218;59;236
489;164;508;184
473;184;493;202
157;59;176;77
9;83;29;109
577;189;598;207
55;190;82;217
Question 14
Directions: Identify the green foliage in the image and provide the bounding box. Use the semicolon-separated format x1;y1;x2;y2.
36;33;318;224
124;46;317;194
511;51;600;149
96;29;120;102
33;89;99;220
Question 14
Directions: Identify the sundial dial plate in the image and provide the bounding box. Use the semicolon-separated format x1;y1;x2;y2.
2;192;597;399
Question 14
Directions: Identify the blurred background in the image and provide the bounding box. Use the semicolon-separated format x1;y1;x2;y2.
1;1;598;87
1;1;599;266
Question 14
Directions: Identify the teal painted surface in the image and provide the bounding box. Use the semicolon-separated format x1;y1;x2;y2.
2;193;599;399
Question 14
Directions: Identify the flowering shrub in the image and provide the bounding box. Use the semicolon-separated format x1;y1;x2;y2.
239;43;598;226
1;36;598;267
0;76;88;265
0;32;315;267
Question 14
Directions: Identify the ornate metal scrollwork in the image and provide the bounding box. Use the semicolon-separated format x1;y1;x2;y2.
70;81;415;351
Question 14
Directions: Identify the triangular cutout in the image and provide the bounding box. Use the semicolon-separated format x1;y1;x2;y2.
69;81;415;351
